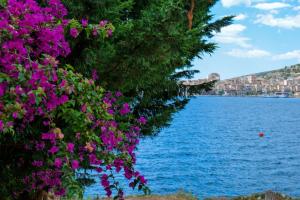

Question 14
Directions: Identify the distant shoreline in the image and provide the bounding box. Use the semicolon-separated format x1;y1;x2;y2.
195;95;300;98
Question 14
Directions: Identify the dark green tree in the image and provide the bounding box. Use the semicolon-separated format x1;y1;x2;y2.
62;0;232;134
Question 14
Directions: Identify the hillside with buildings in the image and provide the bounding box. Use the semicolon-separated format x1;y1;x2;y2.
214;64;300;97
181;64;300;97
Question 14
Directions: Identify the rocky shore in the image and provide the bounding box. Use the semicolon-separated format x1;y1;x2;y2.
97;191;299;200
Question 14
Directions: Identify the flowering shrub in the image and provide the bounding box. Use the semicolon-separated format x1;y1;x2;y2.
0;0;148;199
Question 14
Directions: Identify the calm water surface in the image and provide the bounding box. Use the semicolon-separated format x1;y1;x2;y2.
86;97;300;198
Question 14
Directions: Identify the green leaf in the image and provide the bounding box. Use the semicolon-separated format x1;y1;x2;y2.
0;0;7;8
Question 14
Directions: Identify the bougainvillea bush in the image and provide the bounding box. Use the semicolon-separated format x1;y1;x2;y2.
0;0;148;199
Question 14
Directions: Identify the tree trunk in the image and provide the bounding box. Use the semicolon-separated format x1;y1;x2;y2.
187;0;195;30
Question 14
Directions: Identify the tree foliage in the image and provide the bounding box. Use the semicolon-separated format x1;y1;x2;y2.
62;0;233;134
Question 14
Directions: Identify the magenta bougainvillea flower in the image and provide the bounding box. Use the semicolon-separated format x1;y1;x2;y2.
120;103;131;115
66;143;75;153
48;146;59;154
81;18;88;27
54;158;63;168
71;160;80;170
138;116;147;125
0;83;6;97
92;69;99;80
107;29;113;37
0;121;3;131
70;28;79;38
99;20;108;27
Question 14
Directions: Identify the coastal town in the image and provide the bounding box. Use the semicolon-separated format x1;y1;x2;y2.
182;64;300;97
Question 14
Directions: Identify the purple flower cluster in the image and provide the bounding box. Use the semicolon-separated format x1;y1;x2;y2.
23;170;64;195
0;0;147;199
0;0;72;129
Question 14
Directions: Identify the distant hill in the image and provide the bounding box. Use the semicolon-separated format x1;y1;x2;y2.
255;64;300;79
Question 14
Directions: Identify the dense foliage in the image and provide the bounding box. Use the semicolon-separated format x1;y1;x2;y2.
0;0;147;199
62;0;233;134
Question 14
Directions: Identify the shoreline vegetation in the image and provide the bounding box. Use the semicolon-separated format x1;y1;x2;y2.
94;191;299;200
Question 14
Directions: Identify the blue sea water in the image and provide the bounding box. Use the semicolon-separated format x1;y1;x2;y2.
85;97;300;198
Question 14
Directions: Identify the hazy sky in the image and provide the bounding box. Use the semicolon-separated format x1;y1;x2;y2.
193;0;300;80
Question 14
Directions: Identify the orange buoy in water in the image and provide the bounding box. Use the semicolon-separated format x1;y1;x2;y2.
259;132;264;137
